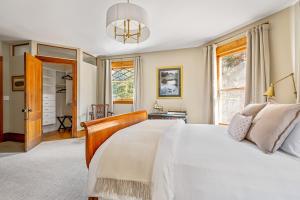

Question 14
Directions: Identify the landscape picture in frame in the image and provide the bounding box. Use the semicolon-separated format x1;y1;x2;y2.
157;66;183;98
12;75;25;91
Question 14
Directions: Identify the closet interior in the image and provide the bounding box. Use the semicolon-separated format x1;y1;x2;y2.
42;63;73;134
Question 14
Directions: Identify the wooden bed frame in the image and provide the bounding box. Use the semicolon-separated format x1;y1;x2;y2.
81;111;148;200
80;110;148;168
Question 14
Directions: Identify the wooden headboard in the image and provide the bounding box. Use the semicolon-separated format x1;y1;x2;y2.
80;110;148;167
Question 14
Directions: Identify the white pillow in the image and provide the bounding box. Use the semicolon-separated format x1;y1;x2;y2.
228;113;253;141
281;122;300;157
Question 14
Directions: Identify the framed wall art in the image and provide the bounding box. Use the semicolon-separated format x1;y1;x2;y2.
11;75;25;91
157;66;183;98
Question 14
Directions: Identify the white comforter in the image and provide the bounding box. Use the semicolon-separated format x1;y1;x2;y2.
89;121;300;200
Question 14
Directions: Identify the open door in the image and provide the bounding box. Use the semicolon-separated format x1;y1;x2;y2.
24;53;42;151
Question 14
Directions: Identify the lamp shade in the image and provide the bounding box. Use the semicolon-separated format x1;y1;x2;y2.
106;2;150;43
263;84;275;97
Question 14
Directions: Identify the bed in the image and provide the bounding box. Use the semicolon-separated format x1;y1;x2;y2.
81;111;300;200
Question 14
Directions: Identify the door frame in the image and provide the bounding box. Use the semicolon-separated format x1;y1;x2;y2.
35;56;78;137
0;56;3;142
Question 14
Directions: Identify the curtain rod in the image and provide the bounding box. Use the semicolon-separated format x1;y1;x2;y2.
206;22;269;46
100;55;141;61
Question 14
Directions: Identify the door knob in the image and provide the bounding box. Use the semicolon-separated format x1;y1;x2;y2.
22;107;32;120
22;107;32;112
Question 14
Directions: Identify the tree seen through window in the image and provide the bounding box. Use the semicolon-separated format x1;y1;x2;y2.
112;67;134;101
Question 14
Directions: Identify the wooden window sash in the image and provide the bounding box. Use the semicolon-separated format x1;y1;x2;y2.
219;87;245;92
112;61;134;69
113;99;133;104
216;37;247;125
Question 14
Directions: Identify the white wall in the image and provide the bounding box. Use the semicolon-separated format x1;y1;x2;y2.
78;60;98;127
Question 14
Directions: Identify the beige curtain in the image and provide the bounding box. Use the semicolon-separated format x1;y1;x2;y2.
245;24;271;105
103;59;113;113
133;57;143;111
97;60;105;104
294;1;300;103
202;45;216;124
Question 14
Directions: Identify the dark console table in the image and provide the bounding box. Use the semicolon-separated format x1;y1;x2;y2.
148;111;187;123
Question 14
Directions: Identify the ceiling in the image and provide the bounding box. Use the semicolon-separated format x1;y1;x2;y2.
0;0;296;56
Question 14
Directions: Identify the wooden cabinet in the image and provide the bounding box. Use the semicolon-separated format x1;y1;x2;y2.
43;68;56;126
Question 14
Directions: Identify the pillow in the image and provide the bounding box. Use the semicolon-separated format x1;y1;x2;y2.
246;104;300;153
228;113;253;141
240;103;267;117
281;119;300;157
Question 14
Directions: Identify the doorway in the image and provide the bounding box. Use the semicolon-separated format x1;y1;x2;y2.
41;62;74;141
36;56;78;138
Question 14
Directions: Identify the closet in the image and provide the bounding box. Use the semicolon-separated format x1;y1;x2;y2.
42;64;72;134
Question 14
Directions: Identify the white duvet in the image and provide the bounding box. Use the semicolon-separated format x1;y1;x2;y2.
89;121;300;200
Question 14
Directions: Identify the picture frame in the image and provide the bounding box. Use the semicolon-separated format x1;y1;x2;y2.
12;75;25;91
157;65;183;98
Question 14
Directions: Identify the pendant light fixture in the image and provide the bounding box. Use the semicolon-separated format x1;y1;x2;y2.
106;0;150;44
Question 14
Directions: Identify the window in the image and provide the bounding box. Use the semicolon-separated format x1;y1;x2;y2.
37;44;77;60
112;61;134;104
83;52;97;65
12;43;30;56
216;37;247;124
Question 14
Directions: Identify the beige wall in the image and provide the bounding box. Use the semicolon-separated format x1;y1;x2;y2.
107;4;299;123
9;56;24;134
2;43;25;134
3;43;11;133
206;5;297;103
140;48;206;123
268;6;295;103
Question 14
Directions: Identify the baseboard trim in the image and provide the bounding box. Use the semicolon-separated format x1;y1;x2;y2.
3;132;25;143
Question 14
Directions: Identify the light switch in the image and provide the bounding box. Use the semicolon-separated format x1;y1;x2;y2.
3;96;9;101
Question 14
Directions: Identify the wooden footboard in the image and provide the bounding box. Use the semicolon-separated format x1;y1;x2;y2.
80;110;148;168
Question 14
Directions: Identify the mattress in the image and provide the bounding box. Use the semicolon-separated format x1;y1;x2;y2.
88;122;300;200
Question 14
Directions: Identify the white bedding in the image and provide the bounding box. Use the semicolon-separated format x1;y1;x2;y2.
89;121;300;200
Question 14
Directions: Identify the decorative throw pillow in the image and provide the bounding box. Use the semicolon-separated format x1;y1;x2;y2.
281;119;300;157
240;103;267;117
246;104;300;153
228;113;253;141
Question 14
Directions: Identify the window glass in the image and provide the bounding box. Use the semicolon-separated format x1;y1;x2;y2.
219;90;245;124
220;52;246;89
83;52;97;65
37;44;77;60
217;38;247;125
112;67;134;101
13;44;30;56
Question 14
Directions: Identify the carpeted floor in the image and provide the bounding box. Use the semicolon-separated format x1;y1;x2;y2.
0;138;88;200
